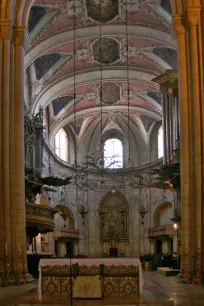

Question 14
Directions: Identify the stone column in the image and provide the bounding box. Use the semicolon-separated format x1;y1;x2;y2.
12;27;28;280
173;14;191;283
187;7;202;284
168;92;174;161
173;3;204;283
0;21;14;284
161;91;167;164
165;92;170;163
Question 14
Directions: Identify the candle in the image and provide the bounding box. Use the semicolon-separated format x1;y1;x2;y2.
5;242;7;255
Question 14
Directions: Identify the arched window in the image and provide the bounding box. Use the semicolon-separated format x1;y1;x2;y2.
158;126;163;158
54;128;68;161
104;138;123;168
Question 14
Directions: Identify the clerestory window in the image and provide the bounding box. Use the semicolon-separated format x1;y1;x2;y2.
54;128;68;162
104;138;123;168
158;126;164;158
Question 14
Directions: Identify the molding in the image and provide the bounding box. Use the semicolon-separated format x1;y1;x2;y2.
25;25;177;69
32;67;158;114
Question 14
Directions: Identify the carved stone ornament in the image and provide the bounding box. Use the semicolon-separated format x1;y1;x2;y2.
66;0;84;16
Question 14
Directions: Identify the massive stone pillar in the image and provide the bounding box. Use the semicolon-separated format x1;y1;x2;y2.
170;1;204;283
0;21;28;285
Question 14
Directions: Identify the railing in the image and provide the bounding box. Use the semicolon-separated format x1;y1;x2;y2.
26;203;55;220
148;225;175;238
26;203;56;236
54;227;81;239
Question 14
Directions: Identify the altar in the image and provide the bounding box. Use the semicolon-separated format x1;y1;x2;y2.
38;258;144;299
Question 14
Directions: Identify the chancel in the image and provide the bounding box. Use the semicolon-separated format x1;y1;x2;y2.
0;0;204;306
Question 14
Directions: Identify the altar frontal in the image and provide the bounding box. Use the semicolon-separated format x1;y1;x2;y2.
38;258;143;299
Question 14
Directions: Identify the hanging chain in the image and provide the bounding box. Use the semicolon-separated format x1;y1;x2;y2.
73;0;79;213
99;0;104;184
73;0;77;169
125;0;131;165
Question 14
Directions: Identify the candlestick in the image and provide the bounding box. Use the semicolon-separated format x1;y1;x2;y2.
5;242;8;255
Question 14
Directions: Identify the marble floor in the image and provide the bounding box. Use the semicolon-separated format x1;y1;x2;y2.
0;272;204;306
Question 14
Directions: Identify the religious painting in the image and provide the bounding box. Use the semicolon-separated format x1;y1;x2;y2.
86;0;119;22
99;190;128;241
99;83;120;104
92;38;120;64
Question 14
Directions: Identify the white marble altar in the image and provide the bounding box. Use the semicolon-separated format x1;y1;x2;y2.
38;257;144;298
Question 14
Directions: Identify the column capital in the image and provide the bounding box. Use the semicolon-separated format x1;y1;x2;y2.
160;85;168;93
173;14;186;36
0;20;13;41
185;6;201;27
13;27;26;47
167;86;179;98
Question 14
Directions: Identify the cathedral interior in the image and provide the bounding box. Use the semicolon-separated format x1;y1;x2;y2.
0;0;204;305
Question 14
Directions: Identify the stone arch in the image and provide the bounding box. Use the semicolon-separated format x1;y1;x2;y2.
54;204;75;229
153;202;173;227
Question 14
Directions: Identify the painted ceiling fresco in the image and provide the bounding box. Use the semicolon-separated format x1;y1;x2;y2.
52;96;74;116
28;6;46;32
34;53;61;80
100;83;120;104
32;36;168;89
69;118;84;135
30;0;171;46
93;38;120;64
26;0;176;139
153;47;178;69
86;0;119;22
140;115;155;132
161;0;172;14
147;91;162;105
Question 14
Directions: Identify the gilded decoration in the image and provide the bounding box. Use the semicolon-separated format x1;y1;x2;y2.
86;0;119;22
100;191;128;241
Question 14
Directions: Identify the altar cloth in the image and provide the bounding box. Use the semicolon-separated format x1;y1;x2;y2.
38;258;144;298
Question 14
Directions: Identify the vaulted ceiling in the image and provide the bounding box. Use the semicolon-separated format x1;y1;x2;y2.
25;0;177;155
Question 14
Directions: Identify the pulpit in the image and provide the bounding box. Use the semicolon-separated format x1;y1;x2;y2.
109;238;118;257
